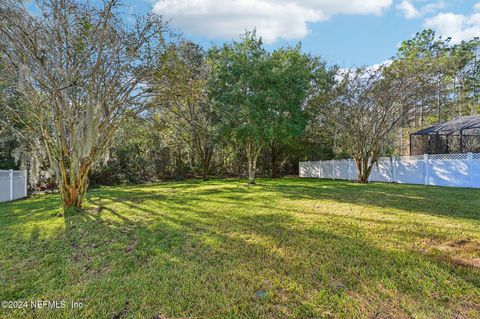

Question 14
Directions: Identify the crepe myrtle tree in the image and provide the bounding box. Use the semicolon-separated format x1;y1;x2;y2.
330;67;410;183
0;0;167;211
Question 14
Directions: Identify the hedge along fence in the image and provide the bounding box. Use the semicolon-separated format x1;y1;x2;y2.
0;170;28;202
300;153;480;188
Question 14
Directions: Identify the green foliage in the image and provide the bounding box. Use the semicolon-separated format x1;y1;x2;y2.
388;29;480;127
209;33;327;147
264;45;311;144
90;113;171;185
3;24;478;185
208;31;271;145
153;41;218;179
0;129;20;169
208;32;335;179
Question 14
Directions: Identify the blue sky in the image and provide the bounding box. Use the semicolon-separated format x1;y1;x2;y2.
29;0;480;67
131;0;480;67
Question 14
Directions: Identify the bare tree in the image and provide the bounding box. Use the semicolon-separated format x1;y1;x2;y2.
0;0;166;210
330;67;410;183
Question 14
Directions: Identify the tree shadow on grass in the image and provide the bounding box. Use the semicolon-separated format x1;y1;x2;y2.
0;194;63;230
256;178;480;222
88;191;480;316
88;178;480;224
1;180;480;318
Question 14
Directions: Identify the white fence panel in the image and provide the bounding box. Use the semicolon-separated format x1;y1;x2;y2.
428;154;469;187
334;159;350;180
348;159;357;181
318;161;325;178
299;153;480;189
0;171;10;202
322;161;333;179
369;158;393;183
12;171;27;200
299;161;312;178
472;154;480;188
0;170;27;203
395;155;426;185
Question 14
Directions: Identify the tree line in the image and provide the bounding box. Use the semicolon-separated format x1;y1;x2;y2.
0;0;478;211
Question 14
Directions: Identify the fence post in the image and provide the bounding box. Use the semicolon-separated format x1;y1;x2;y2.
24;170;28;197
332;159;335;180
9;169;13;201
392;156;396;183
468;152;473;188
424;154;429;186
348;159;351;180
319;160;322;178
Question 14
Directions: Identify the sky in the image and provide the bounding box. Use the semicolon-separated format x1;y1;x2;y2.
29;0;480;67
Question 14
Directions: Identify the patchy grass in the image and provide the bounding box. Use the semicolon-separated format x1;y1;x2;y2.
0;178;479;318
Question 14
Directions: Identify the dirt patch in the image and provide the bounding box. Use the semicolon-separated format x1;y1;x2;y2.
112;301;130;319
449;257;480;268
449;239;471;247
419;237;480;269
124;238;139;253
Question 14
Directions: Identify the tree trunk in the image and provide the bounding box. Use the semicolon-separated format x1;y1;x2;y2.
58;161;91;211
60;181;88;210
246;139;262;185
201;148;213;181
271;154;277;178
248;157;257;184
202;162;209;181
269;140;279;178
355;156;375;184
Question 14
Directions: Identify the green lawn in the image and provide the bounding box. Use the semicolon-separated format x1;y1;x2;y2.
0;179;479;318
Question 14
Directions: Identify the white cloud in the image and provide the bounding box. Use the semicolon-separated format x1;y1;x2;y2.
475;2;480;11
397;1;445;19
397;1;420;19
422;1;446;14
153;0;392;44
425;9;480;44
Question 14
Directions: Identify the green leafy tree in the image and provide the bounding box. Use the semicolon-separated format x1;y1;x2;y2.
388;30;479;127
209;32;271;184
153;41;218;180
448;38;480;115
265;46;333;177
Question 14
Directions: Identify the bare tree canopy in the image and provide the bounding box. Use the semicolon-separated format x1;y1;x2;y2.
0;0;167;210
330;67;411;182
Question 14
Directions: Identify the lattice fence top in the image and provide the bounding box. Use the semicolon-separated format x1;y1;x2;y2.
428;153;468;160
302;153;480;164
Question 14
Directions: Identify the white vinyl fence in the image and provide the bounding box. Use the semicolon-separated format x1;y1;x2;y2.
300;153;480;189
0;170;28;202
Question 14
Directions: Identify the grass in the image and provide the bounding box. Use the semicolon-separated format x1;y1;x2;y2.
0;178;479;318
